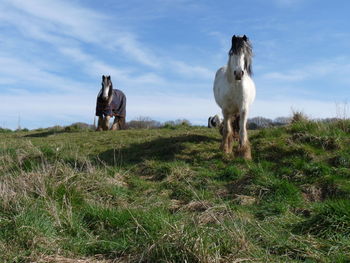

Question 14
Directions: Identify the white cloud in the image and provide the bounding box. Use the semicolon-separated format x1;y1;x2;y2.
261;71;307;82
0;89;343;130
251;98;340;119
0;56;88;92
115;34;161;68
58;47;166;88
260;58;350;84
170;61;213;80
0;0;161;68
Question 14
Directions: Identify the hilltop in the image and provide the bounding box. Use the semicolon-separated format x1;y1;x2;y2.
0;120;349;262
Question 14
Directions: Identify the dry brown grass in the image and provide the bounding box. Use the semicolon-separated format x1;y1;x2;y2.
31;255;117;263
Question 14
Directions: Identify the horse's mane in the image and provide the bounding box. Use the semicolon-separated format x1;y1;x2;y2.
228;35;253;76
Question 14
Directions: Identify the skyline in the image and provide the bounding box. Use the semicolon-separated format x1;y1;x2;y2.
0;0;349;129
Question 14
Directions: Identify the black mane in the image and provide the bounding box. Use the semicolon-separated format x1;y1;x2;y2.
229;35;253;76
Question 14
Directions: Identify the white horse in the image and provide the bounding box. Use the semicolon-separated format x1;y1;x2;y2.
213;35;256;159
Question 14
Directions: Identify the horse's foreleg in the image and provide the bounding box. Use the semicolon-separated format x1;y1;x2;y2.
220;115;233;154
96;116;104;131
103;116;110;130
237;110;251;160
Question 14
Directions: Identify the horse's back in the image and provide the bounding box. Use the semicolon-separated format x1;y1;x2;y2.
111;89;126;117
213;66;229;107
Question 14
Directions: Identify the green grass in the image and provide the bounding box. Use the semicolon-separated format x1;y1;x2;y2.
0;120;350;262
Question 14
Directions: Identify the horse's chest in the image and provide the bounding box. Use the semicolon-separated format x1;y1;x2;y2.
224;84;243;102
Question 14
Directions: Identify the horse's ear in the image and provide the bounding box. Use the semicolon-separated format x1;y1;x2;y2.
230;35;236;55
243;35;248;41
102;75;105;80
232;35;236;43
107;75;111;80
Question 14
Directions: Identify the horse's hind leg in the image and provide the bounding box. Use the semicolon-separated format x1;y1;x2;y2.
236;110;251;160
119;117;126;130
111;116;125;130
232;114;240;141
220;114;233;154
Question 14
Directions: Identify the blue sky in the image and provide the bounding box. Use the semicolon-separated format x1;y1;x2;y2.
0;0;349;129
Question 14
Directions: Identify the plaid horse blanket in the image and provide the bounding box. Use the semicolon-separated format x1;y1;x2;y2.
95;89;126;117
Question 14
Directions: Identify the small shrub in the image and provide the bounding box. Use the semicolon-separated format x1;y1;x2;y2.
127;116;161;129
291;111;308;123
0;127;12;133
64;122;93;132
162;119;191;129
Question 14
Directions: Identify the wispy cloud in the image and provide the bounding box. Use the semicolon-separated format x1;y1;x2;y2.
261;71;307;82
0;0;214;88
170;61;213;80
252;98;340;119
0;90;342;129
260;57;350;83
1;0;161;68
58;47;166;89
0;56;89;92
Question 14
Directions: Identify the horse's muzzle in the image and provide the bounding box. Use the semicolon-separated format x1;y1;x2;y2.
234;70;244;81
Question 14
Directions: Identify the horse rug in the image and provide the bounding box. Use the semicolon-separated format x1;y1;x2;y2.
95;89;126;117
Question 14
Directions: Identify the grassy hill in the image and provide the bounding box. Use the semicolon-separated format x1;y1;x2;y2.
0;120;349;262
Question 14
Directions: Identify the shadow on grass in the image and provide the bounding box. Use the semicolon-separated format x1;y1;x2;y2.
95;134;218;166
22;130;67;138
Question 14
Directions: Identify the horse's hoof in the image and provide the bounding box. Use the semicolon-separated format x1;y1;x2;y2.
220;146;232;154
111;124;120;131
236;144;252;160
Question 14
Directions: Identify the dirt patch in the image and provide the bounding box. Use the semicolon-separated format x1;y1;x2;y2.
197;205;232;225
301;183;341;202
234;194;256;205
106;172;128;187
168;199;184;213
183;200;212;212
301;185;323;202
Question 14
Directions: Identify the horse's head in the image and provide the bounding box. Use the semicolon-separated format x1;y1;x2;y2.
228;35;253;81
101;75;113;101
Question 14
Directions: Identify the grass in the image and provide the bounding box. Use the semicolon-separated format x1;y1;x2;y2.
0;119;350;262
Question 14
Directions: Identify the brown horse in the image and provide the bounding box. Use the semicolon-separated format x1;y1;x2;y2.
95;75;126;131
